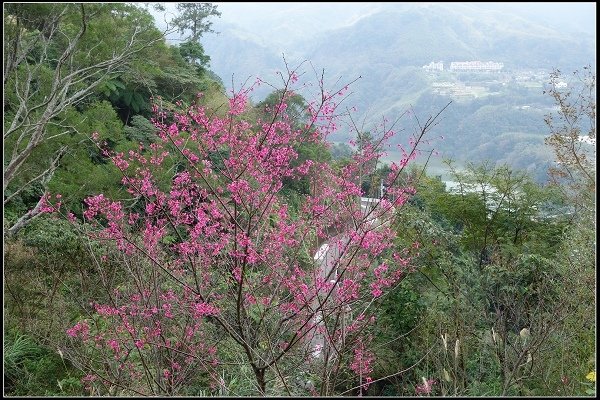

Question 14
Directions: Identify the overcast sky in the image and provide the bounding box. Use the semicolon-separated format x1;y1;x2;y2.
154;2;596;40
217;2;595;27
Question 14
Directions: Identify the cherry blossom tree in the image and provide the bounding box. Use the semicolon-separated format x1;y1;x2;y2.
47;65;448;396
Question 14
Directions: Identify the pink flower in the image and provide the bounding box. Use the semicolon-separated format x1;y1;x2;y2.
95;304;119;316
415;378;436;396
39;193;58;213
162;303;173;318
107;339;120;353
53;69;431;393
66;321;90;340
192;302;219;318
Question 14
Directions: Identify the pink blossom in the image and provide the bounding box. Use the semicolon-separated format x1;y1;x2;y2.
67;212;77;223
106;339;120;353
192;302;219;318
95;304;119;316
54;69;438;394
415;378;436;396
39;193;60;214
350;339;375;392
162;303;173;318
66;321;90;340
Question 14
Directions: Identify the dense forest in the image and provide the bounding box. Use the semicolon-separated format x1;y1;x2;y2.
3;3;596;397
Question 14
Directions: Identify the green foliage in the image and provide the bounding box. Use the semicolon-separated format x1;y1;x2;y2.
374;160;583;396
257;90;333;206
21;216;82;254
123;115;159;145
257;89;309;128
4;334;42;387
370;277;425;392
107;80;150;115
380;281;424;337
179;40;211;72
4;1;226;226
4;331;83;396
43;102;126;213
3;3;163;234
171;3;221;41
3;5;595;393
330;142;354;160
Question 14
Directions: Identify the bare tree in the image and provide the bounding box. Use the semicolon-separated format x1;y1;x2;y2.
544;66;596;210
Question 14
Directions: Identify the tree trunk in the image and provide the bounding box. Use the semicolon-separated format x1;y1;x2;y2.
253;366;267;396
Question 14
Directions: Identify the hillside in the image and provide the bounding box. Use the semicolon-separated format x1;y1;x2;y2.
4;4;595;397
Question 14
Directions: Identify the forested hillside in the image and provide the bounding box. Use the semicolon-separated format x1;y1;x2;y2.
3;3;596;397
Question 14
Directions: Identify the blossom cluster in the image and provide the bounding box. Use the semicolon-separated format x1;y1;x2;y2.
50;69;434;395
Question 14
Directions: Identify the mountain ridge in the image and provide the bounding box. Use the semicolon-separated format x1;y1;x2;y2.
199;3;595;182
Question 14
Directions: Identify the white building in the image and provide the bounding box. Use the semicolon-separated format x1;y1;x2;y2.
450;61;504;72
555;81;568;88
422;61;444;71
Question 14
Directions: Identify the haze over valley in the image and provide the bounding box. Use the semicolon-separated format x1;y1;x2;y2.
166;2;598;181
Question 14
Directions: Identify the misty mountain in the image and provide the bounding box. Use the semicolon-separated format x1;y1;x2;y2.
202;22;284;89
204;3;594;80
200;3;595;182
302;3;594;70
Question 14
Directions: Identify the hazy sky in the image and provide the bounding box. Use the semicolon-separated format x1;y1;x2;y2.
218;2;596;33
154;2;596;45
468;2;596;34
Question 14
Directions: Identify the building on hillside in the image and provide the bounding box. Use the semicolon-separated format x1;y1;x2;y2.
555;80;568;88
422;61;444;71
450;61;504;72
